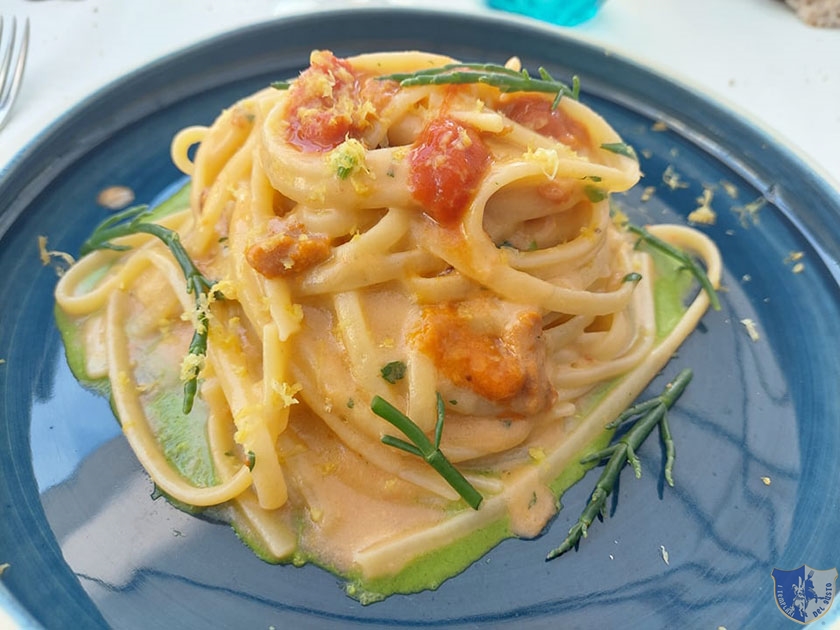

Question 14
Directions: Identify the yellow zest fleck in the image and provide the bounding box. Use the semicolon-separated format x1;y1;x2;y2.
640;185;656;202
233;406;262;444
37;235;76;274
733;197;767;228
156;318;173;337
720;179;739;199
181;291;215;334
179;353;205;382
310;507;324;523
379;337;395;349
306;184;327;205
579;224;597;240
761;476;772;486
117;371;131;388
784;251;805;273
211;279;236;300
320;461;338;476
232;364;248;377
271;380;303;408
286;303;304;323
38;236;50;265
327;137;368;180
651;121;668;132
739;318;760;342
350;177;371;196
180;309;199;331
688;187;717;225
523;147;562;180
228;182;247;203
309;66;336;99
611;207;629;227
225;316;241;343
528;447;546;462
662;165;689;191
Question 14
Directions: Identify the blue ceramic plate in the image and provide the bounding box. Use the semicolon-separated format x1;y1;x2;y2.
1;8;839;629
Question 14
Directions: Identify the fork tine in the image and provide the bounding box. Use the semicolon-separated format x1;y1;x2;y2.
0;16;29;132
12;19;29;94
0;17;11;98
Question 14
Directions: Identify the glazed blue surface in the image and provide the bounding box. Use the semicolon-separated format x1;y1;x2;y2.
1;9;839;629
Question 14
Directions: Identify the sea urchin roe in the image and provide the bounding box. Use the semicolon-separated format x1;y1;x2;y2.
408;117;491;226
245;218;331;278
409;298;554;415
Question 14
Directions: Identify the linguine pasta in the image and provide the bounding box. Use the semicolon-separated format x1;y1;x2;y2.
55;50;721;600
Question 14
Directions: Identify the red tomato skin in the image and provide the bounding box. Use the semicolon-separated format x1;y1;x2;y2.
501;96;589;151
408;118;491;226
284;51;391;153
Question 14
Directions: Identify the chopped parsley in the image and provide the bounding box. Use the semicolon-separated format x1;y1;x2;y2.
380;361;407;384
601;142;638;161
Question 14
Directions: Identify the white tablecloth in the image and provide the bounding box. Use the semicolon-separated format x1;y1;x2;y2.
1;0;839;192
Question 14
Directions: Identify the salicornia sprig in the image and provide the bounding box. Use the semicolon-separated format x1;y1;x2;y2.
546;368;693;560
379;62;580;108
627;224;721;311
80;205;222;414
371;393;484;510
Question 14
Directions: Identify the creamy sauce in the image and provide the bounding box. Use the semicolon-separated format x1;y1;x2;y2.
55;186;696;601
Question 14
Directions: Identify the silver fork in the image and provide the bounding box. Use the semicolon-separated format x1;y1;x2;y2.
0;16;30;132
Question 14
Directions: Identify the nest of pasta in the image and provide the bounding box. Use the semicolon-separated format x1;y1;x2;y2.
55;50;720;600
